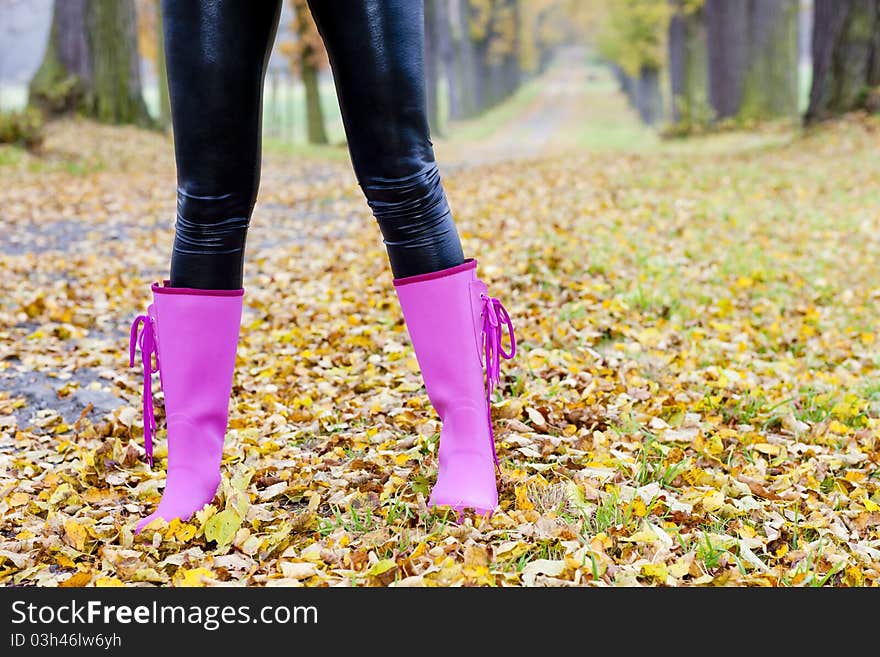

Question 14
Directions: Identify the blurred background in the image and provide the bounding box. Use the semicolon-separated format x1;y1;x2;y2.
2;0;875;152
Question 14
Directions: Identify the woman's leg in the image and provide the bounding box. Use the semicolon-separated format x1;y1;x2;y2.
307;0;465;278
308;1;516;515
164;0;281;289
132;1;281;532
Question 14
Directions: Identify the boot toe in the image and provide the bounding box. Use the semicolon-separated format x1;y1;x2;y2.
429;452;498;516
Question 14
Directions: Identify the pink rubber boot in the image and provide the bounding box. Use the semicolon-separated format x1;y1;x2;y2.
129;282;243;533
394;259;516;515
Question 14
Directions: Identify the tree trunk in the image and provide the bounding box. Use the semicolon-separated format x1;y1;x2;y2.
84;0;151;125
155;0;170;129
473;38;490;113
481;0;519;108
668;0;708;125
293;0;328;144
449;0;470;120
28;0;90;114
302;63;328;144
668;3;687;122
635;65;663;125
805;0;880;123
424;0;441;135
612;64;637;109
437;0;459;125
487;61;504;107
503;0;521;100
465;0;488;116
706;0;800;121
740;0;800;119
29;0;151;125
705;0;749;120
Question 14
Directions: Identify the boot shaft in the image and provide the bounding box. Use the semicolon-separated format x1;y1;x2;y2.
394;260;487;415
151;282;244;430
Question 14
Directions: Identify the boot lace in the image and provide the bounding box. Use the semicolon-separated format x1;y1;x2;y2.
480;294;516;468
129;314;158;466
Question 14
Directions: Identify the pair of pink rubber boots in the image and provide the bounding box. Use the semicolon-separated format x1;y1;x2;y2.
130;259;515;533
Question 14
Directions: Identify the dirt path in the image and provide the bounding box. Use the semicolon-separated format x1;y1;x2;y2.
474;48;591;161
437;46;640;167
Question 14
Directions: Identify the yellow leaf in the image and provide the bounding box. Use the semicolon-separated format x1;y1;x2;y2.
828;420;850;434
49;483;74;507
668;559;690;578
174;523;197;542
631;498;647;518
753;443;781;456
515;484;535;510
177;568;213;587
367;559;397;577
716;297;733;317
203;509;241;547
165;518;196;542
640;563;667;581
831;398;860;419
132;568;166;583
164;518;183;540
59;571;92;587
95;577;125;587
590;533;612;551
619;529;657;544
705;434;724;456
701;490;724;512
55;554;76;568
844;566;863;587
63;519;89;552
737;525;756;539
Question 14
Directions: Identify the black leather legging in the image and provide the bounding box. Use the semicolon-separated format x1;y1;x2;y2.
162;0;464;289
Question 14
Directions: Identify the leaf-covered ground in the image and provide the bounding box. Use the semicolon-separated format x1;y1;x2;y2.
1;63;879;587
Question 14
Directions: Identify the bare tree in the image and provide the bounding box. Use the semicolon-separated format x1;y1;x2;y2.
668;0;708;124
805;0;880;123
28;0;150;124
287;0;328;144
85;0;151;124
451;0;479;119
437;0;459;126
705;0;749;119
28;0;90;114
742;0;799;119
425;0;441;135
706;0;799;121
154;0;170;128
